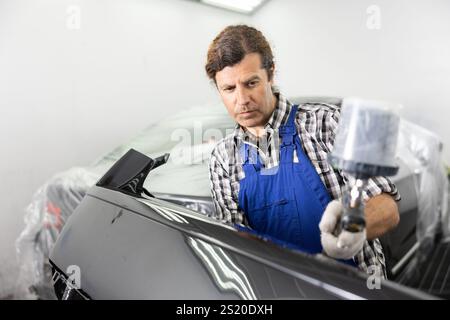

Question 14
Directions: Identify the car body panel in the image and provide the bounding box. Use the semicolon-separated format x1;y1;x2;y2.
50;185;435;300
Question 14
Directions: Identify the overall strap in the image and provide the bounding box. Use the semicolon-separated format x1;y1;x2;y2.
279;105;298;164
279;105;298;146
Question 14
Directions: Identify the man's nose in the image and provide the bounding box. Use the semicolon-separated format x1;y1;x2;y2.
236;86;250;108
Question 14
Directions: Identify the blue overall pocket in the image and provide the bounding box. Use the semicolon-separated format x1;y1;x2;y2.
247;198;302;244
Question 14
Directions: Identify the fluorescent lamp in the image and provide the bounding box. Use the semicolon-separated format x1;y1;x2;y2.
200;0;266;14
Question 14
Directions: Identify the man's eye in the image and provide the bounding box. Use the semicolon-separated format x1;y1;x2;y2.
248;81;259;87
224;87;234;92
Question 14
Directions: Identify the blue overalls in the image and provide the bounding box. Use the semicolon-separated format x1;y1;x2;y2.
237;105;355;266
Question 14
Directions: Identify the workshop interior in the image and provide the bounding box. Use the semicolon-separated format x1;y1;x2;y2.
1;0;449;300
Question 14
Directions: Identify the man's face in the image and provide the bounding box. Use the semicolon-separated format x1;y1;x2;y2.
215;53;276;131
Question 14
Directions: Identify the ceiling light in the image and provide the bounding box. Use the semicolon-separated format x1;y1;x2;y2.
199;0;268;15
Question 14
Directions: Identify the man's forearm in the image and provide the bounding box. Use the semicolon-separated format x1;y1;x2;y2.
364;193;400;240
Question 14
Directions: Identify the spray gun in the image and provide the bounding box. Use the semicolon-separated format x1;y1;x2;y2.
328;98;401;234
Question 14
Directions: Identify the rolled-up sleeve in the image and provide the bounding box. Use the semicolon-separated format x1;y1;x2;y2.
364;176;401;202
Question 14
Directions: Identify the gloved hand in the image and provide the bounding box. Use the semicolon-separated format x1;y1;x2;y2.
319;200;366;260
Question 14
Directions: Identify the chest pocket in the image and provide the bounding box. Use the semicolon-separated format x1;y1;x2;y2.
246;197;300;240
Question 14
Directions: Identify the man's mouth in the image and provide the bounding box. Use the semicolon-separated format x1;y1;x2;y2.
239;110;256;117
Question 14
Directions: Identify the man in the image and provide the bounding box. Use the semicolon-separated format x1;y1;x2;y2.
205;25;400;277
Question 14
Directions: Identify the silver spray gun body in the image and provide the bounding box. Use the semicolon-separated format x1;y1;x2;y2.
328;98;401;234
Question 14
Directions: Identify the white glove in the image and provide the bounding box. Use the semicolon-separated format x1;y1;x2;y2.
319;200;366;260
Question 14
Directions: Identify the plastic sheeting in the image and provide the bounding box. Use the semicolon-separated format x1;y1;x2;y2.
14;168;99;299
397;120;449;244
393;120;449;286
93;103;234;197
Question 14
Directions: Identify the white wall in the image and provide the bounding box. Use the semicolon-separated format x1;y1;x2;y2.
254;0;450;157
1;0;449;298
0;0;249;297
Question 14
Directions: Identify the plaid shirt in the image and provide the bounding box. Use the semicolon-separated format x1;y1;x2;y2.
208;91;400;278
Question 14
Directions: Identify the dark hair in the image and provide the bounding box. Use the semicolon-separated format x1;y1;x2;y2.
205;25;274;83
